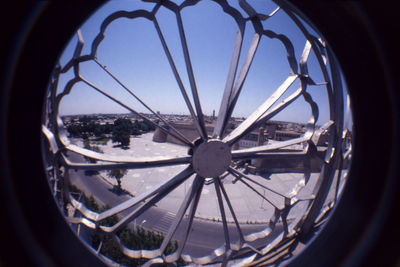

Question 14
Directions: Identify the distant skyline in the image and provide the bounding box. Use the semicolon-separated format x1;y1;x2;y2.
61;112;321;129
56;0;350;126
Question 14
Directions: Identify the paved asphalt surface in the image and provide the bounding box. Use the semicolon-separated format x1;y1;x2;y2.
68;151;286;257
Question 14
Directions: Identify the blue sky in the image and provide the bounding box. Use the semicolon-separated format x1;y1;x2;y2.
56;0;349;125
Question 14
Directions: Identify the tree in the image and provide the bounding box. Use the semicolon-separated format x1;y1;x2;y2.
141;119;155;131
83;140;103;163
103;122;113;134
98;204;119;227
132;120;141;136
107;169;127;192
79;115;95;124
133;119;155;133
69;186;185;265
112;118;132;147
85;195;99;212
93;123;105;138
66;123;81;137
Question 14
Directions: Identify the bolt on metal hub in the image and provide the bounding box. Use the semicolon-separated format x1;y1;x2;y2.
192;139;232;178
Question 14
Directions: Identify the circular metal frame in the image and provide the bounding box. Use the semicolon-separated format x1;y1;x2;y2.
40;0;353;266
2;2;399;267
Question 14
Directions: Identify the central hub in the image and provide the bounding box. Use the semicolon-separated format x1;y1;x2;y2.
192;140;232;178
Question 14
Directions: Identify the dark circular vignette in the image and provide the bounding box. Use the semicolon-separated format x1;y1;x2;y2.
286;3;400;267
348;4;400;266
0;2;399;267
0;2;107;266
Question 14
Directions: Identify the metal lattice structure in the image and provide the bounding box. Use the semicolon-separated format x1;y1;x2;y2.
42;0;353;266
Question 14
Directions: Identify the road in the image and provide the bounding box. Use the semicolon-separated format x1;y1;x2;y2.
67;152;286;258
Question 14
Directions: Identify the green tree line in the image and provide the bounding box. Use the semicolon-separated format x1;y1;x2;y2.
67;118;156;147
69;185;185;266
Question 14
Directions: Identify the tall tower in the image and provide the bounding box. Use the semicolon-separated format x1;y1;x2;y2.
257;126;265;146
253;127;265;172
152;122;169;143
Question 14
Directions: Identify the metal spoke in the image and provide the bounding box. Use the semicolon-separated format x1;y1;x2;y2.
218;178;245;244
214;178;231;252
213;25;242;138
62;154;190;171
232;149;308;161
232;135;309;159
229;167;287;198
235;87;304;144
153;18;205;140
101;166;193;223
71;166;193;222
214;32;262;139
223;39;314;147
176;12;208;140
160;175;204;254
79;76;193;146
165;176;204;263
228;169;280;210
102;181;184;233
62;143;190;167
65;157;190;171
223;74;298;145
93;58;193;146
